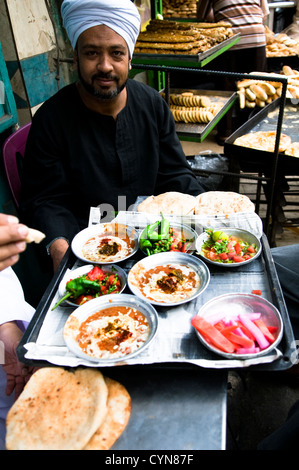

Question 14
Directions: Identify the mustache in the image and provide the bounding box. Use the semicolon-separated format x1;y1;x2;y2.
91;72;117;81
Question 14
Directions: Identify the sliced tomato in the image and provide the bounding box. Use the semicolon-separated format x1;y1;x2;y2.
219;252;228;260
208;250;218;261
75;294;94;305
247;244;256;253
234;242;242;254
88;266;105;281
232;255;245;263
252;289;262;295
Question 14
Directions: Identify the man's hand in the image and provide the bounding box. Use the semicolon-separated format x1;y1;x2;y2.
49;238;69;272
0;322;35;399
0;214;29;272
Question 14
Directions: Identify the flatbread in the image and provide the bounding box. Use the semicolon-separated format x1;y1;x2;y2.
84;377;131;450
194;191;255;215
5;367;108;450
234;131;292;153
25;227;45;244
284;142;299;157
137;192;196;215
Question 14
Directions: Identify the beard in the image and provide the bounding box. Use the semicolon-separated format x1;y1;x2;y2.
77;61;128;101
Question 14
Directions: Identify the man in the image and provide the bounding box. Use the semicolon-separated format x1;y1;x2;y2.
20;0;205;272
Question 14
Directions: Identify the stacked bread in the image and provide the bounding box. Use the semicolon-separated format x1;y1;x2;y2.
5;367;131;450
137;191;255;215
168;91;221;123
236;74;283;109
233;131;299;158
163;0;198;18
265;26;299;57
134;19;233;55
237;66;299;108
281;65;299;100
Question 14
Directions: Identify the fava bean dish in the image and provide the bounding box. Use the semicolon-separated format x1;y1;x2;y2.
201;229;258;264
72;306;150;360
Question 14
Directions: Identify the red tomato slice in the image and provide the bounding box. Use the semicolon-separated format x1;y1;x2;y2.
232;255;245;263
234;242;242;254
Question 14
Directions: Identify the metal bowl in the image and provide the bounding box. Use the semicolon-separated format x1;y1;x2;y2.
71;223;138;264
192;293;283;359
139;222;197;256
63;293;159;364
58;264;127;307
128;251;210;306
195;227;262;268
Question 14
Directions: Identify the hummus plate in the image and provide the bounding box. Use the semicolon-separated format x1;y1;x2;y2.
63;294;158;364
128;252;210;306
71;223;138;264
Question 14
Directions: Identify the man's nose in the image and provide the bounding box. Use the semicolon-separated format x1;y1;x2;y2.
96;54;113;73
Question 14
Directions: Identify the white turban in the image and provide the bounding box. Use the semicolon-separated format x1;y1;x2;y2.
61;0;141;57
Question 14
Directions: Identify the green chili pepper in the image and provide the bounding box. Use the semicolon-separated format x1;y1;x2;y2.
160;213;170;239
146;220;160;240
52;276;102;310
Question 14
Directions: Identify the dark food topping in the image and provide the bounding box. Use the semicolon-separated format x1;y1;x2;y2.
157;269;184;294
98;239;120;256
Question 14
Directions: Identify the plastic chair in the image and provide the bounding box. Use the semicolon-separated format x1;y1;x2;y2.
2;122;31;207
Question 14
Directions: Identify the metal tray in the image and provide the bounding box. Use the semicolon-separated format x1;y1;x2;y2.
17;234;296;371
170;89;237;140
224;98;299;175
132;34;240;68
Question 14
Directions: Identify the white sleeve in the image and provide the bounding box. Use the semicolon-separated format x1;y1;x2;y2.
0;267;35;325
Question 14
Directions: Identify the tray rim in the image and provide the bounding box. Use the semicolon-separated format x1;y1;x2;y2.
17;233;296;371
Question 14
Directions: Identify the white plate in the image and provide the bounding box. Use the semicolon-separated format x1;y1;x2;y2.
63;294;158;364
128;252;210;306
71;223;138;264
58;264;127;307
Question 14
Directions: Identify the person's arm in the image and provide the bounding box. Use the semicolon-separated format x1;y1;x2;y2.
0;214;28;271
0;321;35;399
48;238;70;272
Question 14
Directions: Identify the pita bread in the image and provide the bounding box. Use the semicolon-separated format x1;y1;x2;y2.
84;377;131;450
284;142;299;157
194;191;255;215
5;367;108;450
137;192;196;215
234;131;292;153
25;227;45;244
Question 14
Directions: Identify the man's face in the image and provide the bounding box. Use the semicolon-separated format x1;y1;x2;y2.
75;24;131;101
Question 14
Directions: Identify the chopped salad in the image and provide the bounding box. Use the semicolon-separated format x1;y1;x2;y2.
200;229;258;263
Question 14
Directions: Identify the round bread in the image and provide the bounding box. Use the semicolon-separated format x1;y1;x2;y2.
194;191;255;215
234;131;292;153
284;142;299;157
84;377;131;450
137;191;196;215
5;367;108;450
